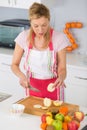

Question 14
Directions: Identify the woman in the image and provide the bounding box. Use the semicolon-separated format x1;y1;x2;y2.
11;2;69;100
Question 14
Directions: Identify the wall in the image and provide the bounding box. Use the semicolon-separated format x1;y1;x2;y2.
0;0;87;54
49;0;87;54
0;7;28;20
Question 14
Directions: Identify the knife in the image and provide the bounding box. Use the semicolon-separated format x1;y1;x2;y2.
29;85;40;92
26;72;40;92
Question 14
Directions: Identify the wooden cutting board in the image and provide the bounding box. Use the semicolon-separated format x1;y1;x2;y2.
17;96;79;116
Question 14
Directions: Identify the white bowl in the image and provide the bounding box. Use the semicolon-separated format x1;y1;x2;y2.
10;103;25;116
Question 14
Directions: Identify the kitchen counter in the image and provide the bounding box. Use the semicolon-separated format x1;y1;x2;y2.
66;52;87;70
0;47;14;55
0;93;87;130
0;93;41;130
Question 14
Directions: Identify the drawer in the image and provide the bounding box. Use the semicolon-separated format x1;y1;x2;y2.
0;54;12;64
0;54;12;72
64;82;87;107
65;76;87;86
0;54;25;73
67;66;87;79
65;66;87;86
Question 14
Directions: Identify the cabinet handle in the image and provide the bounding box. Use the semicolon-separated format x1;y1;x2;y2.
75;76;87;80
1;62;11;66
14;0;16;5
8;0;10;4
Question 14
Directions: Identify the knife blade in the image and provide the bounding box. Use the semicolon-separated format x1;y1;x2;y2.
26;72;40;92
29;85;40;92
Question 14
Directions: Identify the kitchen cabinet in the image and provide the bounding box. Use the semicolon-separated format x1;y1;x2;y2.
0;0;12;7
12;0;41;9
0;54;25;97
0;0;57;9
0;0;40;9
64;64;87;107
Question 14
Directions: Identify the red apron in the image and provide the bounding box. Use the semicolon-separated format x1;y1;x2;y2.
24;29;64;100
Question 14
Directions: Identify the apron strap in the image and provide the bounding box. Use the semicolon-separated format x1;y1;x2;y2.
49;28;54;50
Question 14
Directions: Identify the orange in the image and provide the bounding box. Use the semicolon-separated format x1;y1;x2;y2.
40;122;47;130
76;22;83;28
65;23;71;28
66;46;73;52
68;32;74;39
59;106;68;116
63;28;69;34
72;43;78;49
71;22;76;28
62;122;68;130
69;38;75;43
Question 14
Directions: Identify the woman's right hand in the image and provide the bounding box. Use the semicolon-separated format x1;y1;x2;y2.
19;75;29;88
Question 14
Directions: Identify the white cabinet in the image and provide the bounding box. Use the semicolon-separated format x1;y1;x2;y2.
13;0;41;9
64;65;87;107
0;0;12;7
0;54;25;97
0;0;41;9
0;0;57;9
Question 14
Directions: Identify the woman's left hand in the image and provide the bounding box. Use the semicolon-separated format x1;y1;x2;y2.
53;75;66;88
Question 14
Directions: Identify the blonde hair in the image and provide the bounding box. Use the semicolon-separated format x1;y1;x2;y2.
28;2;51;48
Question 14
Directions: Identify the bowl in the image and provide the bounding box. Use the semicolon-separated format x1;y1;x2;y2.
10;103;25;116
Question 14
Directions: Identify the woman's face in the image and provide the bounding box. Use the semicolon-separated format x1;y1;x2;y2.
31;16;50;38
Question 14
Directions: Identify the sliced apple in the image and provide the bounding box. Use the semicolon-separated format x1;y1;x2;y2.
43;98;52;107
33;104;42;108
47;83;55;92
53;100;63;106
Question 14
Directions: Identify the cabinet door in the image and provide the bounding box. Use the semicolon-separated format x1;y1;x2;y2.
13;0;41;9
65;78;87;107
0;54;25;97
64;66;87;107
0;0;13;7
0;69;25;96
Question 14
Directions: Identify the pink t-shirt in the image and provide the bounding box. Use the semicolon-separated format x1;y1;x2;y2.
14;29;69;52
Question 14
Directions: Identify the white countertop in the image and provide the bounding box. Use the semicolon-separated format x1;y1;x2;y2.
66;52;87;70
0;93;87;130
0;93;41;130
0;47;14;55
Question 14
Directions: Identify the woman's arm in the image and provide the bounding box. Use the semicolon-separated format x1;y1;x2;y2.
54;48;67;87
11;43;29;88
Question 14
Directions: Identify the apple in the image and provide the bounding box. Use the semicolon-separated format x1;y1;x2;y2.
46;116;54;125
55;113;64;122
52;120;62;130
46;112;53;118
72;120;80;129
68;120;78;130
43;98;52;107
41;114;47;123
53;100;63;106
64;115;72;122
74;111;84;122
